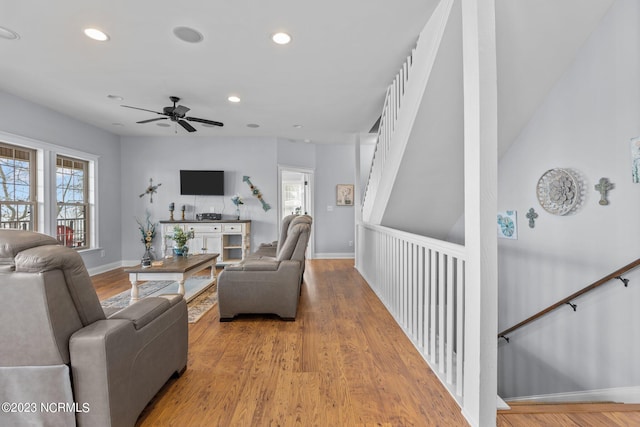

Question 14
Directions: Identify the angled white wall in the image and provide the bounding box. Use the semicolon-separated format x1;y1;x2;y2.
497;0;640;400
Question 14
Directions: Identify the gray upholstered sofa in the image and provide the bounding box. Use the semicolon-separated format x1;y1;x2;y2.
0;230;188;427
217;215;312;321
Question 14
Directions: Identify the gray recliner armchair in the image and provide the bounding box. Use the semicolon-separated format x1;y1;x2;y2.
218;215;312;321
0;230;188;427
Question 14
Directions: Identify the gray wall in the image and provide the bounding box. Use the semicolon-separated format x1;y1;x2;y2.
497;0;640;399
119;136;279;262
315;144;356;256
0;90;122;270
0;90;358;270
120;136;357;261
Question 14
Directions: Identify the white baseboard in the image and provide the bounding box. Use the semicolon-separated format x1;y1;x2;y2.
313;252;355;259
505;386;640;404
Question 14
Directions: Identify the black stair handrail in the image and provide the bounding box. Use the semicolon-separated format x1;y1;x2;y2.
498;258;640;342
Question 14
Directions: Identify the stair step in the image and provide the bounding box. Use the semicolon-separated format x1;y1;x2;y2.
500;402;640;414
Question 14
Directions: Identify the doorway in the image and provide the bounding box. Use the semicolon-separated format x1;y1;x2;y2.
278;166;314;259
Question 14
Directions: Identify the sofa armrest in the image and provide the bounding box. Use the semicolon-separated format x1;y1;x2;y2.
70;298;188;427
225;258;282;271
107;296;172;330
69;319;138;427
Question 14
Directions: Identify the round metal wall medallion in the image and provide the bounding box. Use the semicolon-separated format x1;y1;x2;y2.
536;168;580;215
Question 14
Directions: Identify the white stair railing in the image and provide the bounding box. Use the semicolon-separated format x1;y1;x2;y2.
362;49;414;211
356;222;466;403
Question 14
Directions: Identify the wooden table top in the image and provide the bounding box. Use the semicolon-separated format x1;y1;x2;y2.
124;253;219;274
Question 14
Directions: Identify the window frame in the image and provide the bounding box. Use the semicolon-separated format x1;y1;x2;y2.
56;154;90;249
0;131;100;251
0;142;37;231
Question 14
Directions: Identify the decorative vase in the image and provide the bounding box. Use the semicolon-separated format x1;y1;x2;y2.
141;247;153;267
235;206;240;220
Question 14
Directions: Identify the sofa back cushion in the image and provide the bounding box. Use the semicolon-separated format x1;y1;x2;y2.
15;244;106;326
0;230;58;270
276;216;312;262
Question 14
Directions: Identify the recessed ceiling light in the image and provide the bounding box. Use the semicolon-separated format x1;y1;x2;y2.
246;123;260;128
0;26;20;40
111;123;124;127
227;95;241;103
173;26;203;43
84;28;110;41
303;139;312;143
272;32;292;45
157;123;171;127
293;124;303;129
107;94;124;101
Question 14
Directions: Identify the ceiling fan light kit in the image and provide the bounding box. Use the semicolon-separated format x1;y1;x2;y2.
121;96;223;133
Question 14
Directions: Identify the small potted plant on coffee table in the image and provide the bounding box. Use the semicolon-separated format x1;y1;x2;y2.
169;226;194;256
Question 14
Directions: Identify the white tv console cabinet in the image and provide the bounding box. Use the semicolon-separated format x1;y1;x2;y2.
160;219;251;265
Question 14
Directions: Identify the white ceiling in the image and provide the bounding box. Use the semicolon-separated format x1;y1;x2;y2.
0;0;438;144
0;1;615;148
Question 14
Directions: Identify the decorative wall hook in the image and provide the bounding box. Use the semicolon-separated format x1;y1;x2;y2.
243;176;271;212
565;301;577;311
594;177;614;205
526;208;538;228
615;275;630;287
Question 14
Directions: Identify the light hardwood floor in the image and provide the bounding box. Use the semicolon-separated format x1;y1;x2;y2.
92;259;640;426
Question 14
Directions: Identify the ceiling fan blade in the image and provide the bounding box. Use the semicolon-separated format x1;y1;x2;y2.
173;105;190;116
186;116;224;127
121;105;165;115
178;120;197;132
137;117;168;124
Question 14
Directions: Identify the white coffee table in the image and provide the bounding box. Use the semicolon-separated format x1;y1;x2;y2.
124;253;219;303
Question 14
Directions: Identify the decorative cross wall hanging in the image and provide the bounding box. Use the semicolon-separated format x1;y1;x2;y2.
243;176;271;211
526;208;538;228
139;178;161;203
594;177;614;205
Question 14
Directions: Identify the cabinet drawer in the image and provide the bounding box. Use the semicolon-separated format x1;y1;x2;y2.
223;224;243;233
191;224;222;233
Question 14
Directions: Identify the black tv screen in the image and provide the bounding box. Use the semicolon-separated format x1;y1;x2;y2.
180;170;224;195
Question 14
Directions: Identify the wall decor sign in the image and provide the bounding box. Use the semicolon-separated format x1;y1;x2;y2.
536;168;581;215
242;176;271;211
630;136;640;183
336;184;354;206
497;210;517;240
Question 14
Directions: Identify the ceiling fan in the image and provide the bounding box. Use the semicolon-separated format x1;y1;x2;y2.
121;96;223;132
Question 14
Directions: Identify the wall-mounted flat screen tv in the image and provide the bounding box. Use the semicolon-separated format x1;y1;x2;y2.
180;170;224;195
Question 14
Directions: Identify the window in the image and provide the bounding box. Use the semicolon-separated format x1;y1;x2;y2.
0;142;36;230
56;155;89;248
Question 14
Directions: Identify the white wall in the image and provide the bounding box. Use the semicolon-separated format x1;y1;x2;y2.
315;144;356;257
497;0;640;399
120;136;358;261
119;136;279;262
0;90;122;270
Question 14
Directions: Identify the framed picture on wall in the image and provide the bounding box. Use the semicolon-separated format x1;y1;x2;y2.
336;184;354;206
497;210;518;240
